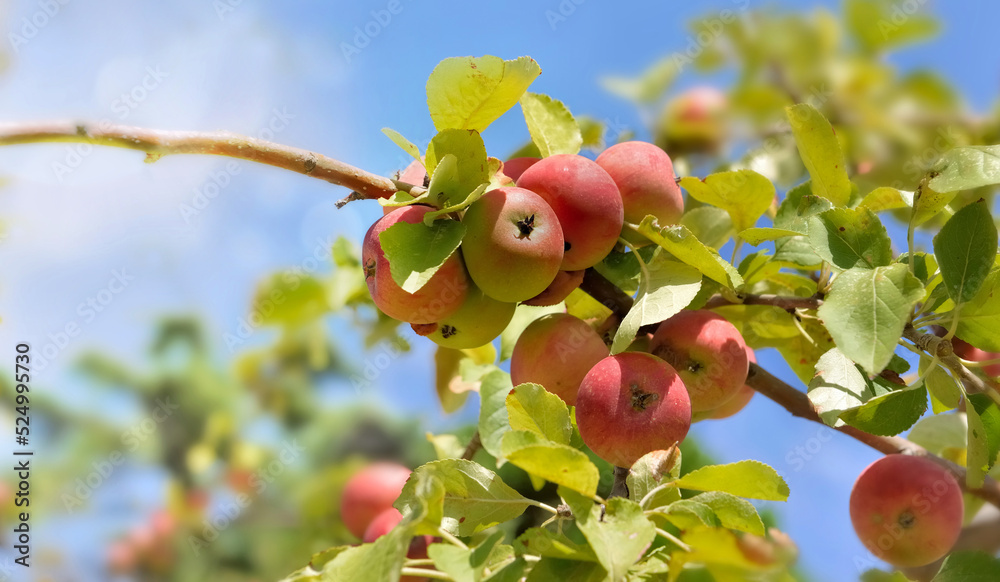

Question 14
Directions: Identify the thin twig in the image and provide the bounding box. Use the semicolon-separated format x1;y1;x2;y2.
579;268;634;320
702;293;823;311
460;430;482;461
745;363;1000;509
0;120;424;204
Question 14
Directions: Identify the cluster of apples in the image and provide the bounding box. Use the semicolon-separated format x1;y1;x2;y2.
106;510;176;576
339;462;432;581
363;140;684;350
512;309;752;467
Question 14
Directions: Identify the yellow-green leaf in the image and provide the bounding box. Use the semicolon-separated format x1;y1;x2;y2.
786;103;851;207
679;170;775;233
427;56;541;132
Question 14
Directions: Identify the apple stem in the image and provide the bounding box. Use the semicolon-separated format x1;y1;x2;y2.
460;430;482;460
437;527;469;551
654;527;691;552
402;567;453;581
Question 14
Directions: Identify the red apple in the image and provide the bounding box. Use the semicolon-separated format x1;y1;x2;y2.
107;540;137;574
510;313;609;406
460;187;564;302
502;157;540;182
952;336;1000;377
702;346;756;421
850;455;963;568
649;310;748;413
517;154;624;271
657;86;727;155
595;141;683;247
522;270;585;307
411;283;515;349
575;352;692;467
341;462;413;539
363;206;469;324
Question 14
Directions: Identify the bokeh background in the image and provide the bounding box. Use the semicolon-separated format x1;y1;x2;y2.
1;0;998;580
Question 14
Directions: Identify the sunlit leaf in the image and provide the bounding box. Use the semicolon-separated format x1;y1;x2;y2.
427;56;541;132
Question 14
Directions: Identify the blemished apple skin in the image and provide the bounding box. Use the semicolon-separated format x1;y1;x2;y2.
849;455;963;568
363;206;469;324
517;154;624;271
595;141;683;247
700;345;756;421
575;352;692;468
502;157;540;183
340;462;413;539
649;310;749;413
460;187;564;302
510;313;609;406
952;336;1000;377
415;284;516;349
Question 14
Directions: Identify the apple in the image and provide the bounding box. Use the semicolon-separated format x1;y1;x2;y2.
510;313;609;406
340;462;413;539
502;157;540;182
460;187;563;302
517;154;624;270
649;310;749;413
522;270;585;307
107;540;137;574
701;345;756;421
850;455;963;568
951;336;1000;377
363;206;469;324
657;86;727;155
575;352;692;467
411;283;516;349
595;141;683;247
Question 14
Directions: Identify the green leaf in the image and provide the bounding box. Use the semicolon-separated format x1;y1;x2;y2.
969;395;1000;475
774;181;834;231
774;317;835;383
934;199;999;304
395;459;530;537
929;146;1000;193
524;558;606;582
860;569;913;582
628;448;683;510
611;256;702;354
501;431;600;496
424;129;490;208
681;206;734;250
817;264;924;373
600;55;678;104
635;217;743;289
807;207;892;270
858;187;914;213
657;499;719;530
381;128;422;163
378;188;430;209
379;219;466;294
907;413;968;455
838;387;927;436
919;355;962;412
912;181;957;227
253;272;330;326
478;370;514;460
519;92;582;157
427;55;541;132
506;383;573;446
318;520;414;582
785;103;852;207
679;170;775;233
807;348;877;426
738;227;802;246
561;489;656;581
429;530;506;582
422;183;490;224
932;550;1000;581
673;460;789;501
845;0;938;53
966;402;989;488
688;491;766;535
958;268;1000;351
514;528;598;562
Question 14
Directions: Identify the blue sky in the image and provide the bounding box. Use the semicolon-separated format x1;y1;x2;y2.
1;0;997;580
